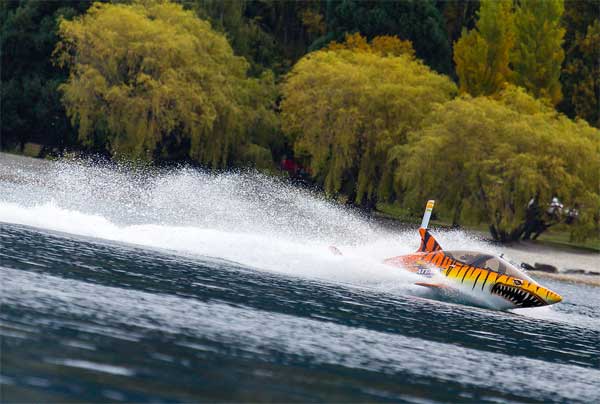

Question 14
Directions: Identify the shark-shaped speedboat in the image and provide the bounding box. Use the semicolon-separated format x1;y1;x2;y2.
382;200;563;309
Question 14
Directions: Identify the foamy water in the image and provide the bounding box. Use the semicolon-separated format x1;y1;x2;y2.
0;154;496;286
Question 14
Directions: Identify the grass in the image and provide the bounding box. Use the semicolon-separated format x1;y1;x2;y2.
535;229;600;253
376;202;600;252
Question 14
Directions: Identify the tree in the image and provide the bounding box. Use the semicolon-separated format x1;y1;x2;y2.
327;32;414;58
54;0;278;167
187;0;285;76
393;86;600;242
560;0;599;127
453;0;514;96
0;0;92;152
442;0;480;46
512;0;565;106
281;35;456;207
316;0;452;73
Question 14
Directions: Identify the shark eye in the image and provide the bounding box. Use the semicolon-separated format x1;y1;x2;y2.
513;279;523;286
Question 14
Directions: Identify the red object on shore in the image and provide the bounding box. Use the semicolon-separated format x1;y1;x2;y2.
281;158;298;174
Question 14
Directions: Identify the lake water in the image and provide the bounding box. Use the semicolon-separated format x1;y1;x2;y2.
1;154;599;403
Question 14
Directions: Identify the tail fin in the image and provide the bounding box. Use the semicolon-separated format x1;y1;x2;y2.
420;200;435;229
417;200;442;252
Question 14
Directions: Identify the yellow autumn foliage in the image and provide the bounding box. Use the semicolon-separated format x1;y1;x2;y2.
394;86;600;241
281;42;456;205
453;0;514;96
327;32;415;58
512;0;565;106
54;0;277;167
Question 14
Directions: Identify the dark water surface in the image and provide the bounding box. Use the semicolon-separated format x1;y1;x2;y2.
1;155;599;402
1;223;599;403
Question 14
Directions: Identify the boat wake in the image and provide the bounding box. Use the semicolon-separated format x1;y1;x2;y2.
0;156;505;299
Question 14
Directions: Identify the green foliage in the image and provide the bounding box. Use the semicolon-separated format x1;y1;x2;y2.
453;0;514;96
187;0;284;76
188;0;326;76
442;0;480;47
55;0;278;167
455;0;567;107
320;0;452;73
512;0;565;106
560;0;599;127
394;86;600;241
1;0;91;151
281;39;456;206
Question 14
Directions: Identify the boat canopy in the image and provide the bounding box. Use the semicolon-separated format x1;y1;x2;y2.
444;250;534;282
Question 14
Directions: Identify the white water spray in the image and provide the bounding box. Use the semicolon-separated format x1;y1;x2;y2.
0;154;498;292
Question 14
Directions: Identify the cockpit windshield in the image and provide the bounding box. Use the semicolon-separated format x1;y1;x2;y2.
444;250;533;282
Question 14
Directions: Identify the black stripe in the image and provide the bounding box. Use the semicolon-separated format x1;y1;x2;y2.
461;267;472;283
481;270;491;290
421;232;430;252
472;270;482;289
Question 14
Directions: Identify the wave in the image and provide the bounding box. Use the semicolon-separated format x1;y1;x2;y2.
0;155;497;292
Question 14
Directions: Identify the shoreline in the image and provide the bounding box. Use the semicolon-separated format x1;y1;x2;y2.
528;270;600;287
372;203;600;256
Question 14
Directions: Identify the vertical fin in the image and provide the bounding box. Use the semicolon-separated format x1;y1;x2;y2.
417;228;442;252
417;200;443;252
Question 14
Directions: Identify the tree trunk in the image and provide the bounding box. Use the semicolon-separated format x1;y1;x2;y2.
489;224;499;241
452;198;463;227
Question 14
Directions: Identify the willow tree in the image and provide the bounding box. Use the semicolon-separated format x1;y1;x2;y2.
54;0;277;167
393;86;600;242
281;35;457;207
453;0;515;96
512;0;565;106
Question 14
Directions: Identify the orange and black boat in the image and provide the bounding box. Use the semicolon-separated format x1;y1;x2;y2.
382;200;562;309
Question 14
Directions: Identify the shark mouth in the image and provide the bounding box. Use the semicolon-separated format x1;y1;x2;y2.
490;283;546;308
